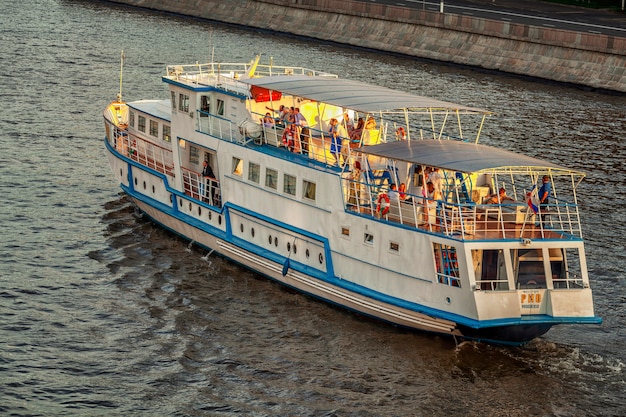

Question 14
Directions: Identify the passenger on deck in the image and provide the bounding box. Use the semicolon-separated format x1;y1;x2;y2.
266;104;286;122
201;160;218;204
350;117;365;147
538;175;552;221
424;181;441;226
396;127;407;141
293;107;309;153
261;112;275;128
427;167;443;196
328;118;342;166
485;188;514;204
399;183;411;202
343;112;354;134
387;184;400;202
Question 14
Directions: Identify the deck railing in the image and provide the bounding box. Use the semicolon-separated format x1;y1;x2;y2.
341;178;583;241
108;123;175;177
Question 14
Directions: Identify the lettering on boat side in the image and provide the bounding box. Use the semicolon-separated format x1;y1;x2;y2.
520;291;542;309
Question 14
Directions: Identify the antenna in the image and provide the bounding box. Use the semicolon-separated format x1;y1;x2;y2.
118;50;125;102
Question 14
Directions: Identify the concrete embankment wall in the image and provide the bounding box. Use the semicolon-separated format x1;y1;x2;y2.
106;0;626;92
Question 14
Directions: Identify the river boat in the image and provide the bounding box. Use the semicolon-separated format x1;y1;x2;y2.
102;55;601;345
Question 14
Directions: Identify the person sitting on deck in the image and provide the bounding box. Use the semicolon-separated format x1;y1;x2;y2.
387;183;400;202
485;187;514;204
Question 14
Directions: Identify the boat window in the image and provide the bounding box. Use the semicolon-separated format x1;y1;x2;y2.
433;243;461;288
265;168;278;189
189;145;199;165
138;115;146;133
248;162;260;183
170;91;176;111
364;233;374;245
303;180;316;201
341;227;350;237
129;110;135;128
552;248;585;289
284;174;296;195
163;125;171;142
200;95;210;117
231;157;243;176
179;93;190;112
149;120;158;137
216;99;225;116
472;249;509;291
513;249;547;289
389;241;400;252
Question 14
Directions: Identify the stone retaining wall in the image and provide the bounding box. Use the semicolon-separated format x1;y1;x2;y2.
104;0;626;92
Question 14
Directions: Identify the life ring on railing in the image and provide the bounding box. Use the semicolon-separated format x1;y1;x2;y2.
376;193;390;216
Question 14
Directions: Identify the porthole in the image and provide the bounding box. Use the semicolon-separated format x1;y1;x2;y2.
208;211;212;220
274;237;278;247
152;185;155;193
268;235;273;245
198;207;202;216
119;168;123;177
251;227;255;238
134;177;138;186
306;249;310;258
318;253;324;264
293;244;297;254
240;223;244;233
143;181;147;190
287;242;291;252
445;297;451;305
188;202;192;211
179;199;183;208
218;215;222;225
169;194;173;203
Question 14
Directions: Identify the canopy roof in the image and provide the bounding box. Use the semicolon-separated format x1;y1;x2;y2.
359;140;581;174
242;75;491;114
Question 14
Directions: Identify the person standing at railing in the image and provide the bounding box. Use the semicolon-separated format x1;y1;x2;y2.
293;107;309;153
538;175;551;222
201;160;217;205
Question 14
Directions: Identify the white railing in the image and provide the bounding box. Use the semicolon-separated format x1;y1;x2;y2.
108;122;174;177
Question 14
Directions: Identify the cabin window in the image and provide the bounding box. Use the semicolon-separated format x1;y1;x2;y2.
472;249;509;291
552;248;584;289
341;227;350;237
216;99;225;116
138;115;146;133
170;91;176;111
248;162;260;183
163;125;171;142
129;110;135;127
149;120;158;137
364;233;374;245
433;243;461;287
189;145;199;165
284;174;296;196
265;168;278;190
303;180;316;201
200;95;210;117
513;249;547;289
389;241;400;252
231;157;243;176
179;93;190;112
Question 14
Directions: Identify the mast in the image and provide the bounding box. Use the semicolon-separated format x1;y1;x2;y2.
118;50;125;102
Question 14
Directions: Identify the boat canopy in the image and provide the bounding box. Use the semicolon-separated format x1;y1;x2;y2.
358;140;583;175
242;75;491;115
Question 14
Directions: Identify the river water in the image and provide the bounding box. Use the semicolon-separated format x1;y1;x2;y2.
1;0;624;416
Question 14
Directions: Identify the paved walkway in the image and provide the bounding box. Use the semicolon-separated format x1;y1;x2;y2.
457;0;626;28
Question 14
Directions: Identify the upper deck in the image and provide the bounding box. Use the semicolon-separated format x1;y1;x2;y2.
117;57;586;243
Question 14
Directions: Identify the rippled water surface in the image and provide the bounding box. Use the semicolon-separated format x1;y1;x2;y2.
0;1;624;416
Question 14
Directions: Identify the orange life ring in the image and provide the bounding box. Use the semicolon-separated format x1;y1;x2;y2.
376;193;390;216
